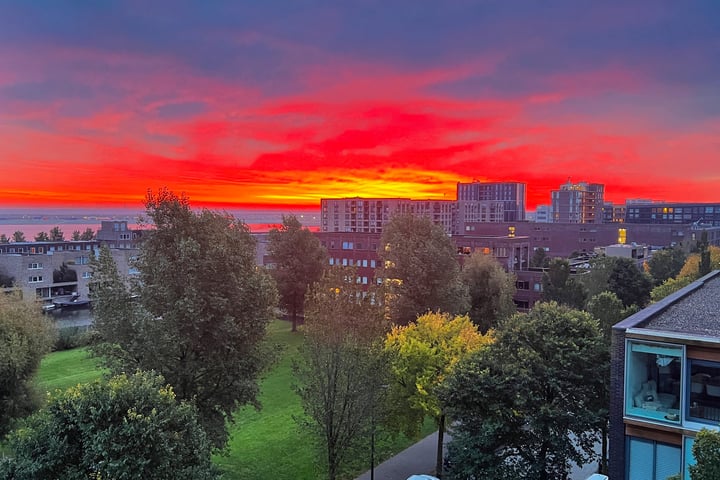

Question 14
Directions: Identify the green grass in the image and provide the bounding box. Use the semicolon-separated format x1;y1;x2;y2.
35;347;105;392
31;321;435;480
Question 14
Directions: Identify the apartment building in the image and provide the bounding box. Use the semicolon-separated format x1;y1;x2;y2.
609;270;720;479
551;181;604;223
625;202;720;226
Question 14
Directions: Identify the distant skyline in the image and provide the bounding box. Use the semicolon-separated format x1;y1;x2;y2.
1;1;719;210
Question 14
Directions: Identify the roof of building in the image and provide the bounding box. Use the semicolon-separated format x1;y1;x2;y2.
615;270;720;338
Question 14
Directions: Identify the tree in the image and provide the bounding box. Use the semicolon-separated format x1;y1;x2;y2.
71;230;81;241
651;276;693;302
542;258;587;309
268;214;327;332
689;428;720;480
379;214;469;326
530;247;550;268
679;247;720;280
647;247;687;285
0;371;218;480
294;267;388;480
0;291;55;437
0;268;14;287
89;188;278;448
34;231;49;242
80;227;95;241
52;262;77;283
48;226;64;241
384;312;490;478
698;231;712;277
460;252;516;332
607;257;653;308
441;302;607;480
12;231;25;242
578;255;618;300
0;234;8;243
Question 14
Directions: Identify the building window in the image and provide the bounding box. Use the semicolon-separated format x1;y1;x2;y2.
626;437;681;480
329;258;334;265
370;260;376;268
687;359;720;424
625;341;682;423
342;241;353;250
28;262;43;269
82;272;93;279
28;275;43;283
76;256;89;265
342;258;348;266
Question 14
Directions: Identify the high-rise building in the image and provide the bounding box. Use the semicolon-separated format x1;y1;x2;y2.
455;182;527;234
551;181;604;223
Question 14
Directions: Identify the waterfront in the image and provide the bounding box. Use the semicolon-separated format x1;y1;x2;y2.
47;307;94;329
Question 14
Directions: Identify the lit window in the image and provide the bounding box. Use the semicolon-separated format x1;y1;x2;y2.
625;341;682;423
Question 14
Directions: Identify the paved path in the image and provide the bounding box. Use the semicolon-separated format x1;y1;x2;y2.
354;431;600;480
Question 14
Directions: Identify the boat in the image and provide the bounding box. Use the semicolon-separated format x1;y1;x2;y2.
53;298;92;310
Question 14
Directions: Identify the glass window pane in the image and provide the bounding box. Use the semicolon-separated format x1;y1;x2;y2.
687;360;720;424
626;341;682;423
684;437;696;480
655;443;681;480
628;437;654;479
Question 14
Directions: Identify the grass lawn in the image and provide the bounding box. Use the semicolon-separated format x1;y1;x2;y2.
31;320;435;479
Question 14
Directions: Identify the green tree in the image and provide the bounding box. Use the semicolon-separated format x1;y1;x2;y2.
0;268;14;287
530;247;550;268
578;256;617;300
34;231;49;242
0;291;55;437
542;258;587;309
698;231;712;277
0;234;8;243
651;275;693;302
294;267;388;480
689;428;720;480
11;231;25;242
647;247;687;285
48;226;64;241
70;230;81;241
441;302;607;480
268;214;327;332
0;371;218;480
89;188;278;448
607;257;653;308
385;312;490;478
79;227;95;241
379;214;469;325
460;252;516;332
52;262;77;283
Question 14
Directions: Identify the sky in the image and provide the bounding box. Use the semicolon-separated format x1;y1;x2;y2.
0;1;719;211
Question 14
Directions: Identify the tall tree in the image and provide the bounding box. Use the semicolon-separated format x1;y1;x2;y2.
0;371;218;480
12;231;25;242
542;258;587;309
384;312;490;478
71;230;81;241
460;252;516;332
441;302;607;480
530;247;550;268
34;231;49;242
607;257;653;308
48;226;64;241
689;428;720;480
268;215;327;332
578;255;616;300
698;231;712;277
379;214;469;326
79;227;95;240
0;234;8;243
89;188;278;448
294;267;388;480
647;246;687;285
0;291;55;437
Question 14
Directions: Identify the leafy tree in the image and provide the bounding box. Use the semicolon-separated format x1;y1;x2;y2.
71;230;81;241
0;291;55;437
530;247;550;268
0;268;14;287
541;258;587;309
52;262;77;283
294;267;388;480
79;227;95;241
268;214;327;332
34;231;49;242
578;255;618;300
460;252;516;332
679;247;720;280
607;257;653;308
647;247;687;285
651;275;693;302
384;312;490;478
48;226;64;241
12;231;25;242
441;302;607;480
0;234;8;243
689;428;720;480
0;371;218;480
379;214;469;325
89;188;278;448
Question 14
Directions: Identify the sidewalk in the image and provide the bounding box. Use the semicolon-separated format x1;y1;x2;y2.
354;431;600;480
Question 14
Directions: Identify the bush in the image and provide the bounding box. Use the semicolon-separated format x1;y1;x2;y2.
53;326;93;351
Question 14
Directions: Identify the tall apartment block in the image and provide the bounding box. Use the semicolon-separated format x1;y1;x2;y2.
320;197;455;234
551;181;604;223
455;181;526;234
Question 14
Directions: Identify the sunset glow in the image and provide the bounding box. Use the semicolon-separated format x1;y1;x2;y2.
1;2;718;210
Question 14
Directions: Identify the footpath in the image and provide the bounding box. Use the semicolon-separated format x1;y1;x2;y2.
354;431;600;480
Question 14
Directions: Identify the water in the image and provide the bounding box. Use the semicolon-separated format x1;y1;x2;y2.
48;307;94;329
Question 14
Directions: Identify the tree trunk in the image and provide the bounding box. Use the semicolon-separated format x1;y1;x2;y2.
600;423;608;474
436;414;445;479
291;305;297;332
